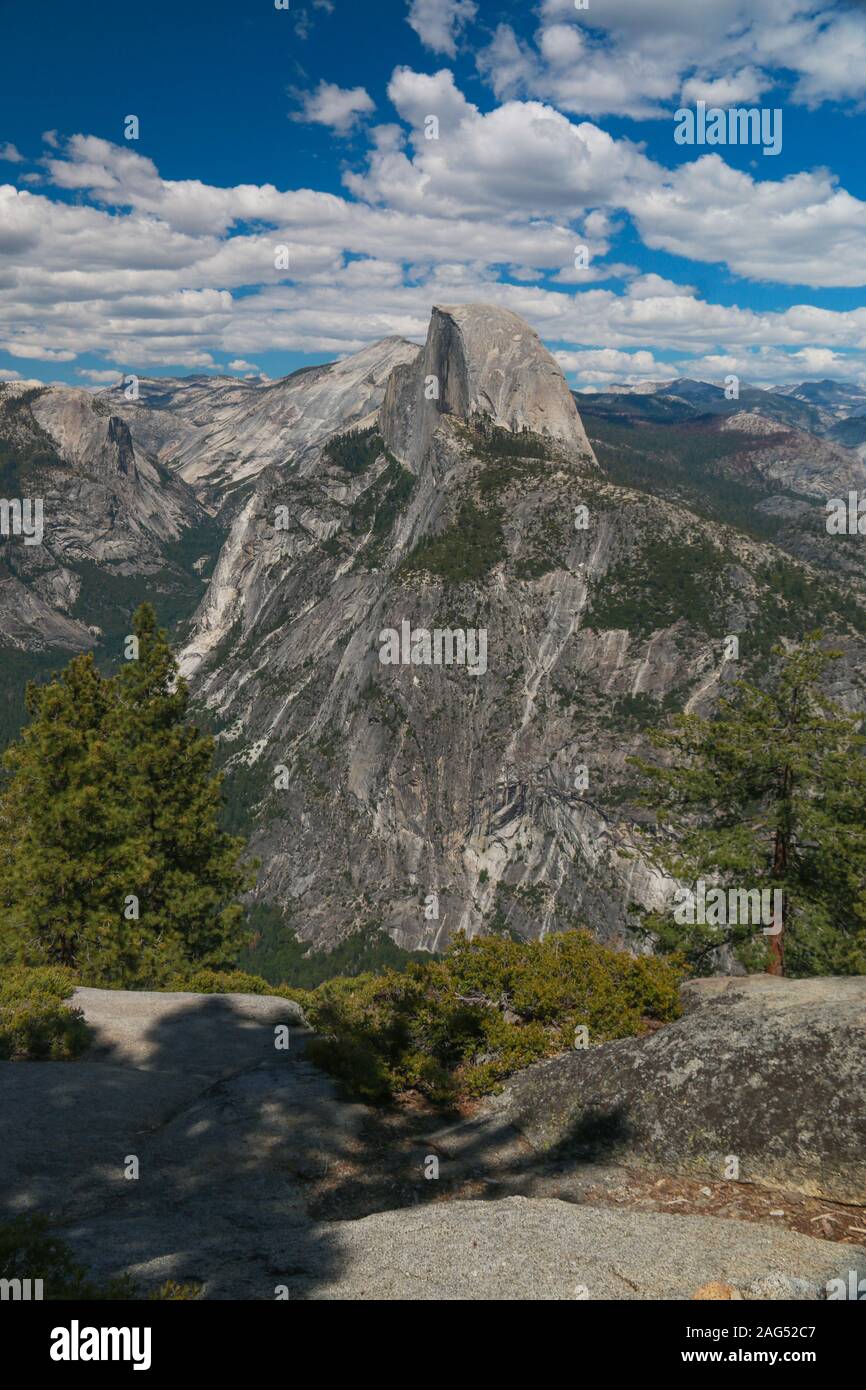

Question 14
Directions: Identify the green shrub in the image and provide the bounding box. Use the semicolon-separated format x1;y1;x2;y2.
0;965;90;1061
303;930;685;1104
166;966;278;996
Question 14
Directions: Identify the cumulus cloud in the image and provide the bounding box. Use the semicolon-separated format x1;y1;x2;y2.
0;143;23;164
1;340;76;361
554;346;672;387
680;67;769;106
478;0;866;118
291;80;375;133
556;342;866;392
3;50;866;386
627;156;866;288
346;69;657;217
406;0;477;57
76;368;124;383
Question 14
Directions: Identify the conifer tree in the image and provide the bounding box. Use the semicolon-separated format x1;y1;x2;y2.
0;605;253;985
631;634;866;976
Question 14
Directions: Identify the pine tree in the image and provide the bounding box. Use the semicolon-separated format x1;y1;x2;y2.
630;633;866;977
0;605;254;986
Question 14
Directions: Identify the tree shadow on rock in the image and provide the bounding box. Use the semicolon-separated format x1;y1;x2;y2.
0;992;352;1300
305;1096;639;1222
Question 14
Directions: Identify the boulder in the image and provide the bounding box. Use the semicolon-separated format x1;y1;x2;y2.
436;975;866;1204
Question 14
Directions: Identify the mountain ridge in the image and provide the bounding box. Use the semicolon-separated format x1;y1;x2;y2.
171;304;866;959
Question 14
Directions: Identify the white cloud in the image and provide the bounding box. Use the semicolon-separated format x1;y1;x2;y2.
554;346;671;386
347;71;657;217
406;0;477;58
37;98;866;293
626;156;866;288
3;66;866;390
556;342;866;392
478;1;866;118
227;358;260;372
0;371;43;386
627;273;697;300
680;67;768;107
292;81;375;133
0;143;23;164
76;367;124;383
1;340;76;361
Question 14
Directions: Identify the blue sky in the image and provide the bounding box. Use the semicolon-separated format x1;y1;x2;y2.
1;0;866;390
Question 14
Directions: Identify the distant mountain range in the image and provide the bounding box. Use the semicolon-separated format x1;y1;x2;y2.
576;376;866;448
3;319;866;963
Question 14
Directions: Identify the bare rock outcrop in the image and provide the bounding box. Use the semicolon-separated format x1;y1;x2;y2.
381;302;596;472
435;975;866;1205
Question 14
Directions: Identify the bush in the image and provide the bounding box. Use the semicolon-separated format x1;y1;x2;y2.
165;933;685;1106
164;965;310;1011
303;930;685;1104
166;966;278;996
0;965;90;1060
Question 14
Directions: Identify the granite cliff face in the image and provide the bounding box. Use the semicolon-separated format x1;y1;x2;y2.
381;304;593;474
177;304;866;956
0;383;204;658
0;338;422;745
99;337;421;510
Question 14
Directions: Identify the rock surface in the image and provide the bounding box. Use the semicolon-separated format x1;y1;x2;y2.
0;381;206;655
3;984;863;1300
0;987;318;1217
100;337;421;507
293;1196;865;1302
381;303;596;473
435;975;866;1205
